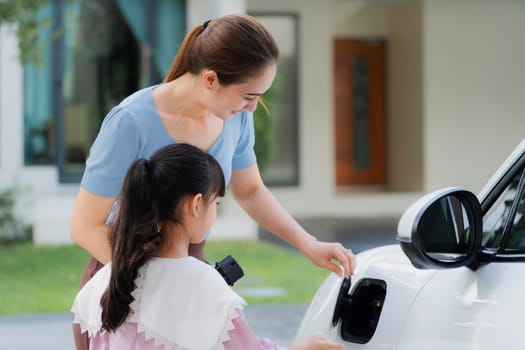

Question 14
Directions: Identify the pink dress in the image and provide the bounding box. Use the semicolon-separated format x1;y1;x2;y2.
72;257;287;350
88;310;284;349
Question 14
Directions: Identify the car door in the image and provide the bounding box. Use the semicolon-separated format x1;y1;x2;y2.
397;159;525;349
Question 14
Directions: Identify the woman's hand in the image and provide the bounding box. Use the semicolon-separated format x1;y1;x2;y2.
290;334;344;350
299;237;356;277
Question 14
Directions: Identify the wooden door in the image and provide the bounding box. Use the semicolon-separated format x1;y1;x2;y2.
334;39;386;186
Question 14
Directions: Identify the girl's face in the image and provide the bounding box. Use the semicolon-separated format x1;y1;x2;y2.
208;63;277;120
190;195;221;244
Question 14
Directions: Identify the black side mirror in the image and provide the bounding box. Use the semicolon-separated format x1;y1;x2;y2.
397;188;482;269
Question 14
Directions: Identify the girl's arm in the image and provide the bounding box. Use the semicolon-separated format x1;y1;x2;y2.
224;308;343;350
229;164;356;277
70;187;115;264
224;308;283;349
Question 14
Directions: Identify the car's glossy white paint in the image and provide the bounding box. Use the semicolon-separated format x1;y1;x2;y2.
397;261;525;349
296;245;437;349
295;138;525;349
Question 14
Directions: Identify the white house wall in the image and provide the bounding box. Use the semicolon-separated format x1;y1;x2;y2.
187;0;245;28
0;24;36;237
387;1;424;192
423;0;525;193
333;0;389;37
0;25;24;187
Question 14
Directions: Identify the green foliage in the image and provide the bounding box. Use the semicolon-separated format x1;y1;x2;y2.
0;242;89;314
0;0;51;65
0;240;328;314
0;186;27;240
207;240;328;305
253;73;282;173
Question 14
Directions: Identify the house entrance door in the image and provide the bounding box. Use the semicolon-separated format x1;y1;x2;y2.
334;39;386;186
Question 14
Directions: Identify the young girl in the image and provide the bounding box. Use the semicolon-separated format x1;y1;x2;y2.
71;143;342;350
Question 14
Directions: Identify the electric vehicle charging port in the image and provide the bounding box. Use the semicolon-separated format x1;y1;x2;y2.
332;278;387;344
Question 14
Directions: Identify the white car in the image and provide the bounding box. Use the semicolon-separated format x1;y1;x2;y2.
295;138;525;349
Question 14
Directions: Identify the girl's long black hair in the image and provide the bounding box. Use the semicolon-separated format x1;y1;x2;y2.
100;143;225;331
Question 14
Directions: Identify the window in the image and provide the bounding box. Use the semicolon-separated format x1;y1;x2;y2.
503;167;525;252
58;0;145;180
23;0;185;183
482;165;525;252
24;3;54;165
250;13;299;186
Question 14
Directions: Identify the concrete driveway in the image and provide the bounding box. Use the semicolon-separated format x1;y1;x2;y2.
0;304;308;349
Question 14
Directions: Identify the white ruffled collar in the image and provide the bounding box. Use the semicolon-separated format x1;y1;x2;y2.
72;257;246;350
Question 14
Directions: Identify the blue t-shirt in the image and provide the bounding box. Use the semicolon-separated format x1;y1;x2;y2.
81;85;257;197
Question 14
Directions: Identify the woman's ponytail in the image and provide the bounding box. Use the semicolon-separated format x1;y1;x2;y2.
163;14;279;86
164;24;206;82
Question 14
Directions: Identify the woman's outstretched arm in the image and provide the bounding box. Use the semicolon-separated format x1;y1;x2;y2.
229;164;356;277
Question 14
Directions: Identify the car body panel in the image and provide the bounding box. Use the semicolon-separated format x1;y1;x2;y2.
295;138;525;349
295;245;437;348
398;262;525;349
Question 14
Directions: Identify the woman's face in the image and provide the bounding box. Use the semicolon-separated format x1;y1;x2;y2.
210;63;277;120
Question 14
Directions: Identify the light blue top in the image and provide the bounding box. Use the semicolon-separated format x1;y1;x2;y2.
81;85;257;198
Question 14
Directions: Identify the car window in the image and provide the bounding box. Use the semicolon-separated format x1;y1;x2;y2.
505;180;525;252
482;166;525;252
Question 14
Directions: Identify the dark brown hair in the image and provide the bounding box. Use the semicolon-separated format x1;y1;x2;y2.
164;13;279;85
100;143;225;332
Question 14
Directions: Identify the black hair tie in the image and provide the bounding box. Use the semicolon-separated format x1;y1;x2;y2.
203;20;211;29
142;158;153;174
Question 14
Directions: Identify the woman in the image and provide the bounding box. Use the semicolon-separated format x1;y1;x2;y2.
72;143;343;349
71;13;355;348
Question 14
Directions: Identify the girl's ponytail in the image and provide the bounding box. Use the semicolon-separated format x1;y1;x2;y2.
100;159;162;331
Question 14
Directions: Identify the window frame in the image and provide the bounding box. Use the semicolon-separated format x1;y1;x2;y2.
482;153;525;261
248;11;301;187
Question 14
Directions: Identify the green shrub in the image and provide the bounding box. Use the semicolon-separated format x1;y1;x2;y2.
0;186;29;241
254;73;282;174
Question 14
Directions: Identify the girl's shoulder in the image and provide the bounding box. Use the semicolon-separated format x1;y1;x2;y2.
132;258;246;349
145;257;235;294
71;264;112;337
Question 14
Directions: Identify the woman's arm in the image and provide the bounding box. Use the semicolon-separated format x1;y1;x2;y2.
70;188;115;264
229;165;356;276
